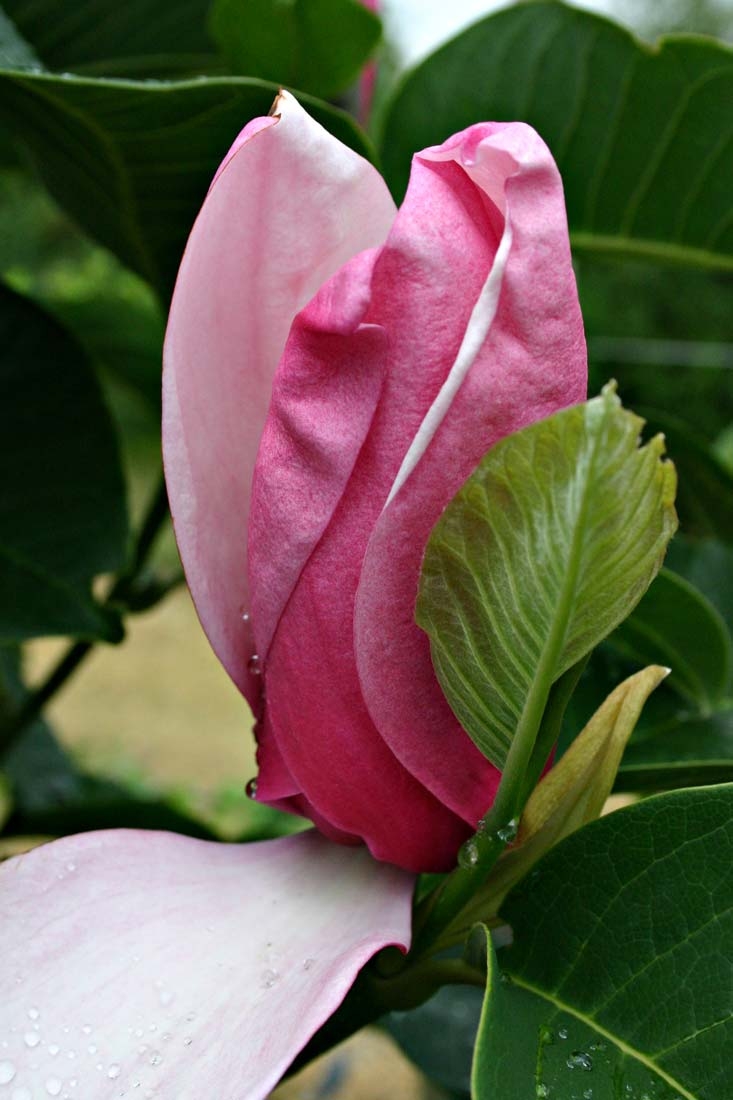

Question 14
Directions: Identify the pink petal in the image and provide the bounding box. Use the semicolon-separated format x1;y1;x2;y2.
162;89;396;706
0;829;413;1099
251;123;585;868
354;123;587;823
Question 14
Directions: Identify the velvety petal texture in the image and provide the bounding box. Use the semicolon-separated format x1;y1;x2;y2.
165;95;587;872
247;119;586;869
162;90;396;705
0;829;412;1099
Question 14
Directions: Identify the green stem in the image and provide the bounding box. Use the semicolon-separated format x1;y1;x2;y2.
0;476;171;758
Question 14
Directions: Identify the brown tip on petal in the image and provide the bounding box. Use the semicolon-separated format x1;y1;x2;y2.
269;91;285;119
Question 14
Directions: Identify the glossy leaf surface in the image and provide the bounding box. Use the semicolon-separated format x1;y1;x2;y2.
473;785;733;1099
0;70;373;297
0;284;126;642
379;1;733;272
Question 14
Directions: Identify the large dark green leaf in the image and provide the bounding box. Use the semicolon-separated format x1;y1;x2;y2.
385;986;482;1099
666;536;733;628
379;1;733;272
0;284;127;642
417;386;677;769
1;0;222;77
0;70;374;297
473;785;733;1099
639;407;733;544
609;568;733;709
209;0;381;98
618;706;733;791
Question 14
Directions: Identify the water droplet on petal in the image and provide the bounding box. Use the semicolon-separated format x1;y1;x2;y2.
148;1051;163;1067
81;1026;91;1036
566;1051;593;1071
0;1060;16;1084
66;863;76;873
46;1077;62;1096
27;1008;40;1021
303;958;316;971
158;990;174;1007
48;1045;60;1056
24;1031;40;1048
183;1037;193;1047
247;654;261;675
240;609;250;624
245;777;258;799
107;1064;121;1079
261;969;279;989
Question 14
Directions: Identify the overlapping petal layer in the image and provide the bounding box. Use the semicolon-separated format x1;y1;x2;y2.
162;90;396;705
0;829;413;1099
250;122;585;867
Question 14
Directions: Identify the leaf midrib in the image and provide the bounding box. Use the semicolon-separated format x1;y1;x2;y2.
509;973;698;1100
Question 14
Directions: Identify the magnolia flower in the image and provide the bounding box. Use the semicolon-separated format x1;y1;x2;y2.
0;92;585;1099
163;92;586;872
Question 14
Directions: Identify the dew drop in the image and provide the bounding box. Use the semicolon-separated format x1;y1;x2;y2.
302;958;316;971
87;1044;97;1055
536;1086;550;1098
81;1027;91;1036
107;1064;121;1080
0;1060;16;1084
27;1008;40;1021
584;1090;594;1099
245;777;258;800
183;1037;193;1047
24;1031;40;1048
66;863;76;873
261;969;280;989
566;1051;593;1071
134;1029;144;1038
496;818;519;844
158;990;174;1008
458;838;479;868
247;654;261;675
48;1044;60;1056
558;1027;569;1040
148;1051;163;1067
240;609;250;625
45;1077;62;1096
66;1051;76;1060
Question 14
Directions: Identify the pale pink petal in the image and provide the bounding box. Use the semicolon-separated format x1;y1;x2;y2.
162;89;396;706
0;829;413;1099
354;123;587;823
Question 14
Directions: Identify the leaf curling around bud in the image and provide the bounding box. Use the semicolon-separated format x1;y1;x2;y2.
416;383;678;770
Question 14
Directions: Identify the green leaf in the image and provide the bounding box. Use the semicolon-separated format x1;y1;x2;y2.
379;1;733;272
209;0;381;99
0;284;127;642
416;385;677;769
385;985;482;1099
666;537;733;629
0;6;40;69
618;706;733;791
473;785;733;1099
1;0;222;78
0;70;374;297
609;568;733;710
639;407;733;544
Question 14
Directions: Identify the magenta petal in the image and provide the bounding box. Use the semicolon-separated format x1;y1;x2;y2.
354;123;587;824
162;90;396;705
0;829;413;1099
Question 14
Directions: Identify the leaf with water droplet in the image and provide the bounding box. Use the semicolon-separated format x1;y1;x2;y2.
472;784;733;1099
417;385;677;770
